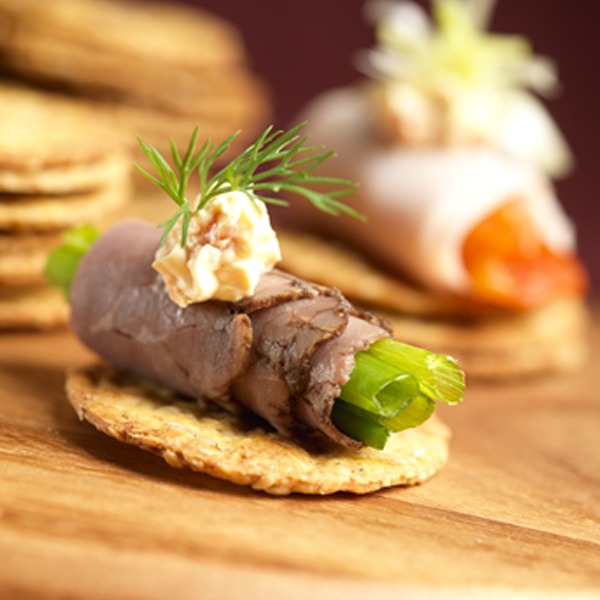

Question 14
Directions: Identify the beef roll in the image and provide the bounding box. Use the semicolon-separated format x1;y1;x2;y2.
70;220;392;449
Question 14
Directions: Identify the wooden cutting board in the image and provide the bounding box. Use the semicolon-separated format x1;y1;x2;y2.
1;304;599;599
1;185;599;599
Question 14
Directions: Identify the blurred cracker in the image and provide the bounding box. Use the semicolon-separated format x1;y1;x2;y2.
383;297;590;379
0;283;68;329
0;0;271;165
0;0;247;70
0;230;61;285
0;173;131;231
66;364;451;496
0;29;271;118
0;83;125;171
0;151;130;195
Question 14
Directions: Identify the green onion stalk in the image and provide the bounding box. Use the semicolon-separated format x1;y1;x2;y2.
332;338;465;450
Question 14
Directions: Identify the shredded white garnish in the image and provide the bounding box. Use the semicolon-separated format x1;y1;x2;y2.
356;0;572;177
360;0;558;93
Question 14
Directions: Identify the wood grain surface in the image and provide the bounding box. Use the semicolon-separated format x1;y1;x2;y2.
0;196;599;599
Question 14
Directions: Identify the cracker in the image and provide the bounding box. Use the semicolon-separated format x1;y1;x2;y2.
0;1;271;169
0;284;68;329
0;83;124;171
0;150;130;196
0;0;246;70
383;297;589;379
0;230;61;285
0;172;131;230
1;30;270;117
66;364;451;495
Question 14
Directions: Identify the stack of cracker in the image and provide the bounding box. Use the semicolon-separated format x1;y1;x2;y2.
0;83;131;330
0;0;271;172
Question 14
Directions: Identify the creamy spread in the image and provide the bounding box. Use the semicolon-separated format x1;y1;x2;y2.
153;191;281;306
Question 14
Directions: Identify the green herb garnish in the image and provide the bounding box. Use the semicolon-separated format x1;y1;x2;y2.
44;225;100;299
332;338;465;449
135;122;362;247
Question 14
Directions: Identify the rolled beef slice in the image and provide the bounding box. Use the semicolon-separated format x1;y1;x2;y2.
70;220;392;448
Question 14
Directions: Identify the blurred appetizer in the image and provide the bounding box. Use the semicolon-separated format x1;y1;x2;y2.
47;125;465;495
277;0;588;378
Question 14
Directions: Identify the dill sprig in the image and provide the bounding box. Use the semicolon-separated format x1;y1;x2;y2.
135;122;362;246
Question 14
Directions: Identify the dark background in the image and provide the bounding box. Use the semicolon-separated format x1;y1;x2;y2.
178;0;599;291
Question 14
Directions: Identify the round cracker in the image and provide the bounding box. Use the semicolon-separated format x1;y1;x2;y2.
0;284;68;329
0;83;124;171
0;0;246;70
0;171;131;230
66;364;452;496
0;0;270;131
383;297;590;379
2;30;270;118
0;230;61;285
0;151;131;196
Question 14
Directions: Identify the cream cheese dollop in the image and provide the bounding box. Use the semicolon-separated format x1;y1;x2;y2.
153;190;281;306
